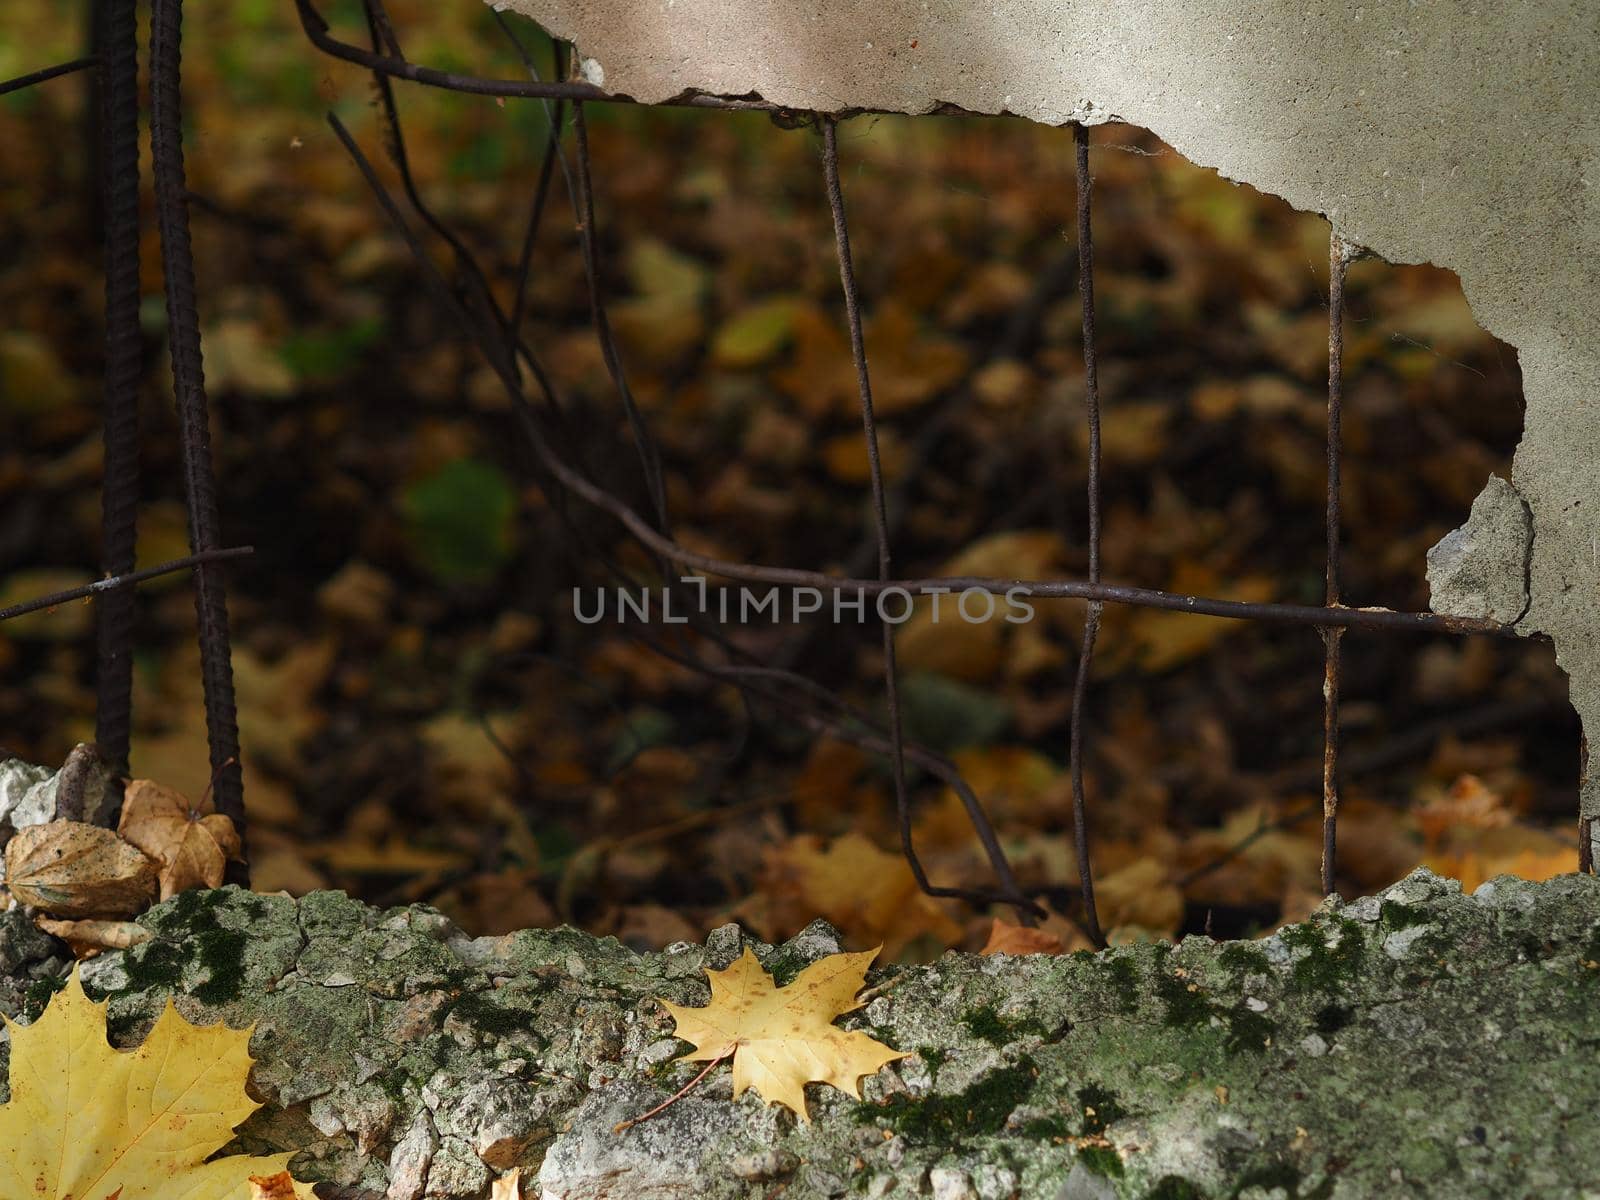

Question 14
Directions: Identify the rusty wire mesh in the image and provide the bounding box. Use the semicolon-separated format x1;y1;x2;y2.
2;0;1577;945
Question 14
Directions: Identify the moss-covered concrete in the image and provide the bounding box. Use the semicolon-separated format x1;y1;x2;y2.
1;868;1597;1199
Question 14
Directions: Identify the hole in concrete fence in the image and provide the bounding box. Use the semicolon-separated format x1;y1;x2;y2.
0;20;1581;951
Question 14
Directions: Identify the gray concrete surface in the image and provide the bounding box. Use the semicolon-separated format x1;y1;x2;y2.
3;872;1599;1198
488;0;1600;849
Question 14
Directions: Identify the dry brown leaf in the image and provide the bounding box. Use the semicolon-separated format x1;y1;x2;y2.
1095;857;1185;938
117;778;242;900
762;833;961;958
1415;773;1512;851
34;916;152;956
1425;836;1577;894
250;1171;303;1199
980;919;1064;957
3;820;156;917
658;946;906;1121
1106;563;1276;673
490;1168;523;1200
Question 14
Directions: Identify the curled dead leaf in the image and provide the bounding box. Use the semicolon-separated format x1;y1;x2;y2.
34;916;152;957
117;779;242;900
980;918;1064;957
3;820;156;917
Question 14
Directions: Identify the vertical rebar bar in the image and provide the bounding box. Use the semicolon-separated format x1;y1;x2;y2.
94;0;142;784
150;0;247;870
1321;235;1350;897
1070;123;1106;947
821;116;919;895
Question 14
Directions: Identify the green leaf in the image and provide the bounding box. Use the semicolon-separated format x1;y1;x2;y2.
278;315;384;380
711;296;802;368
402;458;517;584
896;671;1011;753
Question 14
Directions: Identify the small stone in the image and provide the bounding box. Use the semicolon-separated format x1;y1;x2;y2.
728;1149;798;1180
930;1166;976;1200
385;1111;437;1200
1344;895;1383;922
1056;1161;1118;1200
638;1037;682;1068
703;922;744;967
974;1164;1019;1200
781;918;844;963
1383;925;1436;959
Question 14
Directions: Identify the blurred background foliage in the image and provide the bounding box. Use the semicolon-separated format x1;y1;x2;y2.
0;0;1579;956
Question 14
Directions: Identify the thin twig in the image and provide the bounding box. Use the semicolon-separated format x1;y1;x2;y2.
614;1045;734;1134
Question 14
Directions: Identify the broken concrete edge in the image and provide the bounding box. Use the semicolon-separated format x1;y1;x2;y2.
2;867;1599;1199
1426;474;1532;626
487;0;1600;832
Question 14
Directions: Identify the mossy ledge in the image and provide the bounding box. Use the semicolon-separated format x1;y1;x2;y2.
1;868;1597;1199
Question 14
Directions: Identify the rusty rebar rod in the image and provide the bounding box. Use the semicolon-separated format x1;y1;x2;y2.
1320;236;1350;896
94;0;143;778
0;548;255;624
0;55;99;97
151;0;247;871
1070;123;1106;947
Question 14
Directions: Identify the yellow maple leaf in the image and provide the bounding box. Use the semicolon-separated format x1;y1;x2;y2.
658;947;907;1122
0;969;314;1200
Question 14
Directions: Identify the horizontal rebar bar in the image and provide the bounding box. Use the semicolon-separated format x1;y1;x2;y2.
0;55;99;97
0;548;254;623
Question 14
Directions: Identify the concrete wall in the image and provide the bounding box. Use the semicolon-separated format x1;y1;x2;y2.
491;0;1600;849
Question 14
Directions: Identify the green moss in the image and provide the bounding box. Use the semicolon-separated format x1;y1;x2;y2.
1154;952;1212;1029
1016;1109;1073;1140
1075;1144;1125;1178
1314;1003;1353;1035
1105;956;1140;1014
962;1005;1011;1045
191;928;248;1005
1146;1176;1209;1199
449;990;540;1039
1278;917;1365;994
859;1060;1037;1143
1379;902;1432;930
1219;944;1270;976
918;1046;948;1072
122;938;187;993
21;976;66;1021
1076;1084;1126;1134
1229;1162;1333;1199
1223;1006;1275;1054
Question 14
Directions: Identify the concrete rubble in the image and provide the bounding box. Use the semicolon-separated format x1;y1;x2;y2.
2;869;1598;1198
486;0;1600;857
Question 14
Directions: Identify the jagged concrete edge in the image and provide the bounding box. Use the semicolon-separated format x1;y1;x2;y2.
487;0;1600;837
